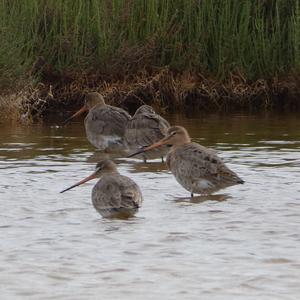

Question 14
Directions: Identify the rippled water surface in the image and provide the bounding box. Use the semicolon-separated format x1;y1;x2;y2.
1;113;300;300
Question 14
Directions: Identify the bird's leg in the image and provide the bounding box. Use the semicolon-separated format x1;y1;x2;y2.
161;157;164;163
143;155;147;163
191;193;194;198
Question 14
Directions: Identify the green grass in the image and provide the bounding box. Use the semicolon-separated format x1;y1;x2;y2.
0;0;299;88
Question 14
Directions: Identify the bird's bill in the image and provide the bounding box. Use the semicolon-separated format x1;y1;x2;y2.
127;135;171;158
63;105;88;125
60;172;97;193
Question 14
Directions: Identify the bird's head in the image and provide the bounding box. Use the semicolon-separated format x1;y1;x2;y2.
63;92;105;125
128;126;190;158
60;160;118;193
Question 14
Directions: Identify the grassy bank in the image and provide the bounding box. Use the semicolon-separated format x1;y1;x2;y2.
0;0;300;120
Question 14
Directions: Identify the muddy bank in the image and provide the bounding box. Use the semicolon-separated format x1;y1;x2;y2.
1;0;299;123
1;68;300;123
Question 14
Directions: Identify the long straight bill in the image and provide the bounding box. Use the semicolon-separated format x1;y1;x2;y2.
63;105;87;125
60;173;97;193
127;138;169;158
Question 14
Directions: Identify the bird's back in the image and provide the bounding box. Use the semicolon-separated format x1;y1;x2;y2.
125;111;170;159
85;104;131;149
92;174;143;217
167;143;243;194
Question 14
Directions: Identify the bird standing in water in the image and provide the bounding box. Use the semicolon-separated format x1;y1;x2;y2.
60;160;143;218
124;105;170;162
64;92;131;151
128;126;244;197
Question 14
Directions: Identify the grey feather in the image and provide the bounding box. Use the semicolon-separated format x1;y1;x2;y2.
124;106;170;160
85;104;131;150
92;174;143;214
167;143;243;194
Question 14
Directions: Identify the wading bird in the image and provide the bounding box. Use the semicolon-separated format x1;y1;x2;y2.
64;92;131;151
128;126;244;197
60;160;143;218
124;105;170;162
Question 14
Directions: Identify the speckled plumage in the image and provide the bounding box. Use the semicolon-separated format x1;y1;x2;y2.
128;125;244;196
124;105;170;161
167;142;243;195
85;104;131;150
92;174;143;218
60;160;143;218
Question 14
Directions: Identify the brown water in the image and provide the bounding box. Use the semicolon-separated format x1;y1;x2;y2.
1;113;300;300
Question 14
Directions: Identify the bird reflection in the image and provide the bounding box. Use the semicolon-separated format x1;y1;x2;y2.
173;193;231;204
86;150;127;163
126;159;168;173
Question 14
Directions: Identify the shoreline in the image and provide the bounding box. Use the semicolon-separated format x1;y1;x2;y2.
1;69;299;123
1;1;299;123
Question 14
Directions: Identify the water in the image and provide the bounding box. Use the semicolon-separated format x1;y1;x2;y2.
1;113;300;300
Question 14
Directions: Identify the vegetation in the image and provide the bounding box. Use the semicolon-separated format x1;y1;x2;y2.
0;0;299;119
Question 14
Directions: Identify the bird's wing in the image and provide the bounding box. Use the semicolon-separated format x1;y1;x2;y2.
86;105;131;137
92;176;142;210
125;112;170;148
118;176;143;208
172;143;240;184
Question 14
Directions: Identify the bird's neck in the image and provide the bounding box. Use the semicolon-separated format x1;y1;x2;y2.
99;170;119;177
96;102;105;108
108;170;120;175
89;101;105;110
184;137;191;144
172;141;190;150
173;136;191;148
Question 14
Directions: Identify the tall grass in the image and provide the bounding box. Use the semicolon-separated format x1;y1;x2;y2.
0;0;299;88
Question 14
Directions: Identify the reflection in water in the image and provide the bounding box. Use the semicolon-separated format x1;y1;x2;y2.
126;160;168;173
86;150;128;163
0;113;300;300
173;193;232;204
